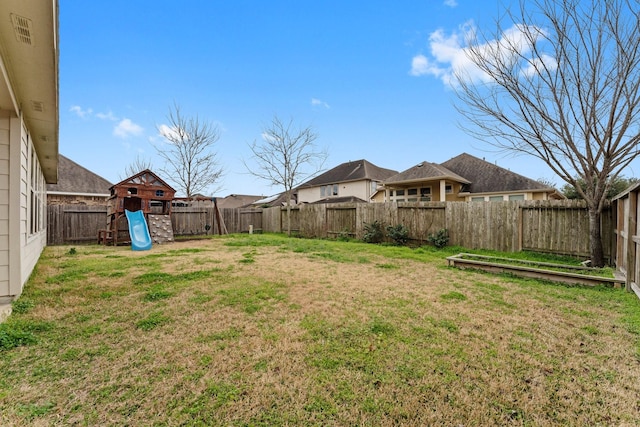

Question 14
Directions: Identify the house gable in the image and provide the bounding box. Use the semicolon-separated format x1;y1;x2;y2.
384;161;470;186
298;159;398;188
297;159;398;204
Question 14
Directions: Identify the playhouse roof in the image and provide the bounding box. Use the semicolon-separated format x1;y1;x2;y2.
110;169;176;193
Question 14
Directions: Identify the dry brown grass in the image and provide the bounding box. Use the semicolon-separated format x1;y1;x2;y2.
1;234;639;426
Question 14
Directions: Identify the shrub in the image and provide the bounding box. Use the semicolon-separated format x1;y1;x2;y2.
427;228;449;249
363;221;384;244
386;224;409;246
337;228;352;242
0;324;37;351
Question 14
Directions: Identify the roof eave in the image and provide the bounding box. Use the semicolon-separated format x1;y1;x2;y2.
0;1;59;183
384;175;471;187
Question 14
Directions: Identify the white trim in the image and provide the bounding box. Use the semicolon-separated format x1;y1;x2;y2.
8;117;21;296
0;52;19;115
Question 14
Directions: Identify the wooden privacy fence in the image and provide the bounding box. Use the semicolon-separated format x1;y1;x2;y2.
249;200;610;259
613;183;640;296
47;200;613;261
47;205;108;245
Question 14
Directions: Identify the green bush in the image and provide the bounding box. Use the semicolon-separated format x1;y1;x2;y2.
427;228;449;249
363;221;384;244
337;228;352;242
386;224;409;246
0;324;37;351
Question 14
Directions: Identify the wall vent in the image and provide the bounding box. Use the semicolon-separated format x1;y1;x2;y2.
11;14;34;46
31;101;44;112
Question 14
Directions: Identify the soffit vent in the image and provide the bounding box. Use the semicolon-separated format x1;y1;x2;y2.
11;14;34;46
31;100;44;112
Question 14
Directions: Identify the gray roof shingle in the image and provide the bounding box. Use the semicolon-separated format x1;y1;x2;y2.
441;153;548;193
46;155;112;194
384;161;470;185
297;159;398;188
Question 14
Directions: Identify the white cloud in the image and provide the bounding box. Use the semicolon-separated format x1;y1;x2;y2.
157;124;182;142
70;105;92;118
410;54;444;78
311;98;330;109
521;53;557;77
96;111;117;121
114;118;144;138
261;132;277;143
411;21;553;87
443;0;458;7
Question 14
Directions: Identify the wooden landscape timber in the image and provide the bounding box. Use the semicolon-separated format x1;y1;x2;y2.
446;253;624;288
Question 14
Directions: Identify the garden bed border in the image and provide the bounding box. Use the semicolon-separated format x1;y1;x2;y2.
446;253;624;288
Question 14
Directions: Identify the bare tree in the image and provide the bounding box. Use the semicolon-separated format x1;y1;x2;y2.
245;116;327;235
119;155;154;180
155;104;224;199
453;0;640;266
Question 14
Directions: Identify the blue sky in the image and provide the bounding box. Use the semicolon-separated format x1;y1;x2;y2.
59;0;619;197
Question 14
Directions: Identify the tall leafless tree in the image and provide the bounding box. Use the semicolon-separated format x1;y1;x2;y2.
155;104;224;199
453;0;640;267
245;116;327;235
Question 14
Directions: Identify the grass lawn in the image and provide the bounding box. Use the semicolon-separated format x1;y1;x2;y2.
1;233;640;426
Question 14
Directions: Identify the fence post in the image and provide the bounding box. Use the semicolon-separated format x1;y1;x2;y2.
625;191;637;292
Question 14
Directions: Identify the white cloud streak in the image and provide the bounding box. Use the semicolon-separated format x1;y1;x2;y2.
70;105;92;118
311;98;330;109
114;118;144;138
443;0;458;7
96;111;117;121
410;21;555;87
157;124;182;142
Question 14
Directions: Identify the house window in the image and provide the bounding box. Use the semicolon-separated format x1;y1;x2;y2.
471;197;485;202
155;190;164;197
389;189;406;202
420;187;431;202
408;189;418;196
489;196;504;202
370;181;378;194
320;186;326;197
508;194;525;201
28;146;45;235
332;184;339;196
445;184;453;194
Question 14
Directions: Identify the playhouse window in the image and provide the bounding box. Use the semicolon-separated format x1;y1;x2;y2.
128;187;138;195
156;190;164;197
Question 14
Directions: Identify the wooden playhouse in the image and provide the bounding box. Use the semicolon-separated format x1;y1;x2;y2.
100;170;176;245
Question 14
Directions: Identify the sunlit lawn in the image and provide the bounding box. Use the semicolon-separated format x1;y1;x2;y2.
1;233;640;426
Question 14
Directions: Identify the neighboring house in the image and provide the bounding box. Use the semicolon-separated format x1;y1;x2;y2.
0;1;59;306
296;159;398;204
46;155;112;205
382;153;563;202
250;193;295;208
173;194;264;208
216;194;264;209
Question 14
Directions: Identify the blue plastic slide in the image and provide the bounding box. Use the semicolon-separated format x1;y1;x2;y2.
125;209;152;251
